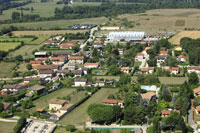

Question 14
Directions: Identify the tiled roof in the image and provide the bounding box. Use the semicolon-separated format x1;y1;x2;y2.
102;99;124;104
162;109;180;115
141;92;156;99
69;56;84;60
84;62;99;66
193;87;200;93
49;99;66;105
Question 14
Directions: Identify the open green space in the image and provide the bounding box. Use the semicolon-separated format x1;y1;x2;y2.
70;91;87;104
8;42;43;59
0;36;34;43
93;76;188;84
57;88;118;125
0;0;64;20
0;121;16;133
73;2;101;6
0;62;16;78
91;69;107;76
27;35;49;45
0;42;21;51
17;63;28;72
0;17;107;30
30;88;75;112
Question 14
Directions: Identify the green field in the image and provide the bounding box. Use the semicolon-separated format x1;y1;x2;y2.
0;36;34;43
30;88;75;112
0;0;64;20
8;42;43;59
57;88;118;125
93;76;188;84
0;42;21;51
0;121;16;133
0;62;16;78
27;35;49;45
0;17;107;30
17;63;28;72
70;91;87;104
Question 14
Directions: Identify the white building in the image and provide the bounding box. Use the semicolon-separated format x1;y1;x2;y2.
108;32;145;42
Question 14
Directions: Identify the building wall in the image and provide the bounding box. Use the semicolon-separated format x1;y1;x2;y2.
49;104;63;111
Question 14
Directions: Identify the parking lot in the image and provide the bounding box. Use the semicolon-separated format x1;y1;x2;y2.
22;120;56;133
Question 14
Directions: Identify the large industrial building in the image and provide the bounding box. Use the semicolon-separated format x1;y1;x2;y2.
108;31;145;42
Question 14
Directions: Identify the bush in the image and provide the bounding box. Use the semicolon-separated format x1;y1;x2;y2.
13;117;26;133
66;125;76;132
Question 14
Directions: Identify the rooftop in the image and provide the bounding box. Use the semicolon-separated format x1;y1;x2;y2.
49;99;66;105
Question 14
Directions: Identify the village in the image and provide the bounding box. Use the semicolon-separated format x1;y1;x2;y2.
0;24;200;133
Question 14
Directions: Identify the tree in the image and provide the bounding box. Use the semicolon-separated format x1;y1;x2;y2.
66;125;76;132
107;65;121;76
72;45;79;53
87;104;120;124
12;12;20;20
161;86;172;102
26;64;32;70
188;72;199;85
119;74;131;85
15;55;23;61
194;96;200;107
14;117;26;133
0;103;4;112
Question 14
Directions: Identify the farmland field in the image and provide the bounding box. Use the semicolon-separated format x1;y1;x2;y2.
0;62;16;78
12;30;88;36
57;88;118;125
107;9;200;35
0;36;34;43
169;31;200;45
0;121;16;133
27;35;49;44
0;42;21;51
8;43;43;59
0;17;107;30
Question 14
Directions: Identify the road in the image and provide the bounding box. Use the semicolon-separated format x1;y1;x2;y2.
80;26;98;51
188;101;198;132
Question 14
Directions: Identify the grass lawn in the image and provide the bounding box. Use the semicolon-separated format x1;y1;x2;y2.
0;36;34;43
91;69;107;76
17;63;28;72
194;110;200;121
54;126;68;133
29;88;75;112
57;88;118;125
0;42;21;51
0;17;107;30
27;35;49;45
0;62;16;78
73;2;101;6
70;91;87;104
0;121;16;133
134;61;142;67
8;43;43;59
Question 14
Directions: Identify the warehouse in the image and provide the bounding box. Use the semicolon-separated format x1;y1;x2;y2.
108;31;145;42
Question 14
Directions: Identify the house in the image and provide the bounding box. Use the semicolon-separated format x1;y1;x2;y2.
2;84;25;94
160;51;168;56
156;55;166;63
26;85;46;96
93;43;104;49
50;56;66;65
57;70;70;77
121;67;131;74
101;26;120;30
71;70;83;77
49;99;66;111
60;103;75;113
140;67;154;74
34;65;59;71
174;46;182;51
39;70;55;78
168;67;179;75
141;92;156;103
24;77;41;82
36;108;45;114
59;41;76;49
102;99;124;108
81;67;89;75
44;40;60;45
34;52;48;58
177;55;186;62
74;78;87;86
66;63;77;70
52;51;72;58
30;60;42;68
69;56;84;64
51;83;62;90
187;66;200;75
195;106;200;115
118;48;124;55
161;109;180;117
193;87;200;97
84;62;99;69
35;58;48;62
94;81;105;87
135;53;144;61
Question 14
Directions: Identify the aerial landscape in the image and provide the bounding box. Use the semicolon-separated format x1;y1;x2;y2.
1;0;200;133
